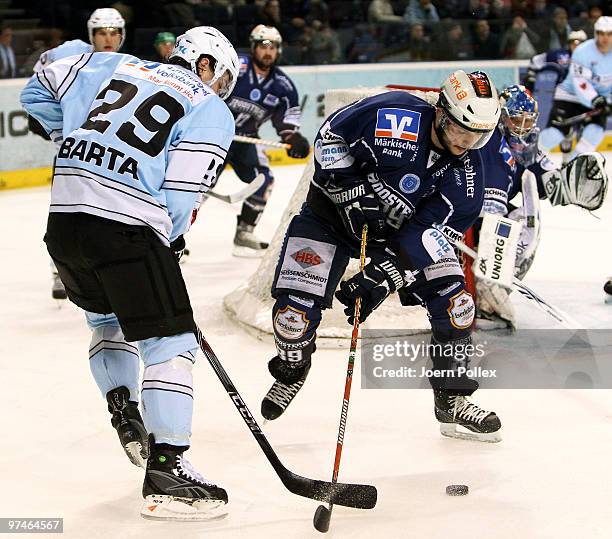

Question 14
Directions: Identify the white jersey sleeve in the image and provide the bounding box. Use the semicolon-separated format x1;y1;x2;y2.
164;98;234;238
32;39;93;73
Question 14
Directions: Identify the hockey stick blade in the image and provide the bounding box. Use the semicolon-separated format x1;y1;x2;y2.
208;173;265;204
313;504;332;533
194;326;377;510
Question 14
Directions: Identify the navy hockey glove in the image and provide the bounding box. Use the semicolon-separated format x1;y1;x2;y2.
592;95;610;115
335;256;408;324
326;182;387;241
283;131;310;159
170;235;186;262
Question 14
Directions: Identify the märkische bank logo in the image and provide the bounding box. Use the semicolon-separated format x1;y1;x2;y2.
375;108;421;141
291;247;323;269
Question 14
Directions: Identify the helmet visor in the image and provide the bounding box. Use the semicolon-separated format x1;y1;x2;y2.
214;69;235;100
439;110;494;151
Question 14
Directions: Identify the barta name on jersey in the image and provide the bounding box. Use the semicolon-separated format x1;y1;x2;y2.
59;136;139;180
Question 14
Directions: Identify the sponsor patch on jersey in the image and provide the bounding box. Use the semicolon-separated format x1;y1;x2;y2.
250;88;262;101
499;138;515;169
263;94;279;107
314;138;354;169
447;290;475;329
423;228;452;262
276;237;336;298
399;174;421;194
439;224;463;243
124;60;161;72
374;108;421;141
239;56;249;73
423;257;462;281
274;306;310;340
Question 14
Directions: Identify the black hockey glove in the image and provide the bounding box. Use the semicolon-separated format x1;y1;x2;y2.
170;235;186;262
326;182;387;241
592;95;610;115
335;256;408;324
283;131;310;159
27;115;51;141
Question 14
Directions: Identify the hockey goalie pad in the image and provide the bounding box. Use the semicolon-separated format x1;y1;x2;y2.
476;279;516;329
473;213;521;289
541;152;609;210
508;170;541;280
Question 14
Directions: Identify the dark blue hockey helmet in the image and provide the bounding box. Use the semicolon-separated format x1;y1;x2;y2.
499;84;539;138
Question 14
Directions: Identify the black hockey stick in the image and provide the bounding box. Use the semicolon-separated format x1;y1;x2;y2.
313;225;369;533
194;326;377;510
551;108;604;128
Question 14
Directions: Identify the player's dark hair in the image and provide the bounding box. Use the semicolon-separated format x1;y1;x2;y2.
168;54;217;74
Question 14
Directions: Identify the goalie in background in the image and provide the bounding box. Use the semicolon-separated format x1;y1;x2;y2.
473;84;609;329
220;24;310;257
538;16;612;163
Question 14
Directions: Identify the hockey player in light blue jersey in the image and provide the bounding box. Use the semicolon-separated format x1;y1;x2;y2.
539;16;612;160
33;7;126;300
21;26;239;521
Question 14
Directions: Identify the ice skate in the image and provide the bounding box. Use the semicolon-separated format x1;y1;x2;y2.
434;390;502;443
106;386;149;468
141;435;228;521
52;272;67;300
261;358;310;420
233;220;269;258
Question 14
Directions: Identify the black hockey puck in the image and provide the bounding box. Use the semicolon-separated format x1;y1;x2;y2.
446;484;469;496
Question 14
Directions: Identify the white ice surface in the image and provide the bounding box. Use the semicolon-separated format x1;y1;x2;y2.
1;159;612;538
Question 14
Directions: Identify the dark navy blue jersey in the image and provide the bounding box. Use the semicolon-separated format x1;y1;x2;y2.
225;54;301;138
479;127;556;215
526;48;571;85
308;91;486;272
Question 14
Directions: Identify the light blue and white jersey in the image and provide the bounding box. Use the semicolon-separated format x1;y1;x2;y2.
33;39;93;73
557;39;612;107
21;53;235;244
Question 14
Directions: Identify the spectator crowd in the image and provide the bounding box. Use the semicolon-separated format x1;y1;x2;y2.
1;0;611;77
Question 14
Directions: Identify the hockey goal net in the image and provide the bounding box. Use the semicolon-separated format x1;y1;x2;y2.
223;85;466;346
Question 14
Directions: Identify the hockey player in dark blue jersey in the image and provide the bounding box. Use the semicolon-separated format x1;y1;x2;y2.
522;29;587;93
260;70;504;443
223;25;310;256
473;84;608;327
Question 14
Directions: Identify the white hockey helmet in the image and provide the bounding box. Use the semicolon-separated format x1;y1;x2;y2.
595;16;612;33
87;8;126;49
437;70;501;149
250;24;283;53
169;26;239;100
567;29;587;44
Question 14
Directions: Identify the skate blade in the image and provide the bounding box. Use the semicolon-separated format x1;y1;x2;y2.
124;441;147;469
440;423;502;443
140;495;228;521
232;245;266;258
